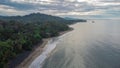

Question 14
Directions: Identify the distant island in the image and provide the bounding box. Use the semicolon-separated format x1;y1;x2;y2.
0;13;86;68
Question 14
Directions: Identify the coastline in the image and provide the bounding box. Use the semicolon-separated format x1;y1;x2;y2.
15;29;73;68
16;38;50;68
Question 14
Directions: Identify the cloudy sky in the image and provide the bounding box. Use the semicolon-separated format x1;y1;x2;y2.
0;0;120;19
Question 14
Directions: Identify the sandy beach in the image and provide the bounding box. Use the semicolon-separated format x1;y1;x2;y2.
16;38;50;68
15;29;73;68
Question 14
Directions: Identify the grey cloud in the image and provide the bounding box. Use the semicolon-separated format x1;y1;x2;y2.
0;0;36;10
99;0;120;2
0;0;119;19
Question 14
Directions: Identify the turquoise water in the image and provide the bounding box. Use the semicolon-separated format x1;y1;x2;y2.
42;20;120;68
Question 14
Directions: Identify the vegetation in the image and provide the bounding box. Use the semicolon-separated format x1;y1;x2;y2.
0;20;70;67
0;13;86;67
0;13;86;24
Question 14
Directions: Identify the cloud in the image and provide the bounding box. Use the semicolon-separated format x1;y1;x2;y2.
0;0;119;19
0;5;23;16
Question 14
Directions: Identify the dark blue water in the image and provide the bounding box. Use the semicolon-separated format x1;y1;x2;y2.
42;20;120;68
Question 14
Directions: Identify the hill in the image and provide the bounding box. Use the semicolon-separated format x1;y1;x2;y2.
0;13;86;24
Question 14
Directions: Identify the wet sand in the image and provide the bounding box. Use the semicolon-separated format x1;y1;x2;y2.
16;38;50;68
16;29;73;68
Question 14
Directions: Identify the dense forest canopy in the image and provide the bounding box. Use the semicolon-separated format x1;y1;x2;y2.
0;13;86;68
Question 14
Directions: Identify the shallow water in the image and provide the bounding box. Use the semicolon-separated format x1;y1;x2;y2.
41;20;120;68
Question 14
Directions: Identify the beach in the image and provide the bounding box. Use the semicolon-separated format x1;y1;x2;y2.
15;29;72;68
16;38;50;68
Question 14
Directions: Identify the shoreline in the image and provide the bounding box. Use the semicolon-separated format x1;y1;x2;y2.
15;29;73;68
16;38;50;68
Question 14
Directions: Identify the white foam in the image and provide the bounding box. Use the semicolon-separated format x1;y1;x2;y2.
29;39;58;68
29;32;69;68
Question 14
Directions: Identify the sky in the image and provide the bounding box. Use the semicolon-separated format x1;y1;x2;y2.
0;0;120;19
